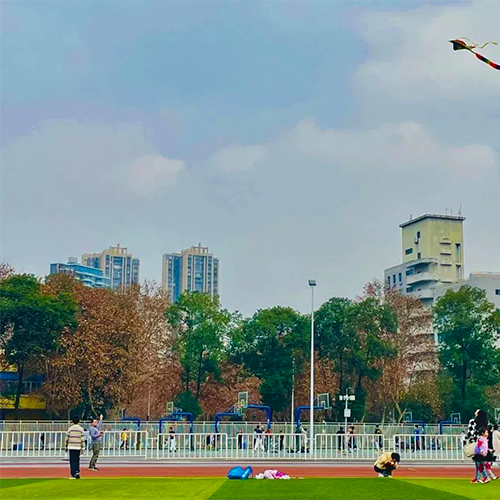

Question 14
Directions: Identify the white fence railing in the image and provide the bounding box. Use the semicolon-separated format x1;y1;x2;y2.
393;434;463;461
0;431;466;462
156;433;228;460
314;433;386;460
0;421;464;438
0;431;149;459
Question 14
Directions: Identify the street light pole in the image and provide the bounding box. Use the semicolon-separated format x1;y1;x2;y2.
308;279;316;455
290;357;295;436
339;390;356;451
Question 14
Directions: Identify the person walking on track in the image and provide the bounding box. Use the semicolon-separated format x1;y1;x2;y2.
65;416;84;479
89;414;103;471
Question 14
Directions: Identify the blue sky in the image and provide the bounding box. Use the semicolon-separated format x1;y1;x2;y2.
2;1;499;314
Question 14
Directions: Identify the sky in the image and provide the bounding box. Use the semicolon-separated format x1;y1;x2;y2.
1;0;499;316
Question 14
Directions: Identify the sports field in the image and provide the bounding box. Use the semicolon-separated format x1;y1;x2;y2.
1;477;499;500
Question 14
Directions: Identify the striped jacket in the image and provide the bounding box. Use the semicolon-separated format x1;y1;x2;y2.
66;424;85;451
465;418;478;444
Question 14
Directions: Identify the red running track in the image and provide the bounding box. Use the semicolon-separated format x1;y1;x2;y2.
0;464;475;479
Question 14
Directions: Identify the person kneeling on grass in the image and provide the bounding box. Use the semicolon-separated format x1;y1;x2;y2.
374;452;400;478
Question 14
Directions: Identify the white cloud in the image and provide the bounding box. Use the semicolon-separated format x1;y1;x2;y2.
1;119;184;203
212;143;267;173
281;118;497;179
116;155;184;196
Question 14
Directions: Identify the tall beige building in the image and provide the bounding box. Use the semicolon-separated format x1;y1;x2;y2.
82;244;140;290
162;244;219;302
384;214;465;307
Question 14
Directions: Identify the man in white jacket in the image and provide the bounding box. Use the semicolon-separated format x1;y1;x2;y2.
493;424;500;464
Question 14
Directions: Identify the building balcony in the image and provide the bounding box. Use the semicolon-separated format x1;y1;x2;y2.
406;258;438;268
413;289;434;300
407;272;440;285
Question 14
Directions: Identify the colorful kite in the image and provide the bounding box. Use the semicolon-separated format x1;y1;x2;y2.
450;38;499;70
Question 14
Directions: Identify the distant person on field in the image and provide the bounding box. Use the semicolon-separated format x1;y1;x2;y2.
278;428;285;451
374;451;400;477
253;424;264;452
169;427;177;452
336;426;345;452
120;428;128;450
89;414;103;471
65;416;84;479
374;425;383;450
300;426;309;453
412;424;421;451
83;429;90;452
264;428;272;452
348;426;357;452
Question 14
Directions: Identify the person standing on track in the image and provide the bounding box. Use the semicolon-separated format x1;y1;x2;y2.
65;416;84;479
89;414;103;471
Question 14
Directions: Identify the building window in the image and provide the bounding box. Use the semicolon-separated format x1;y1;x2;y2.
406;287;413;293
496;289;500;296
405;269;414;276
405;248;413;255
417;252;421;259
417;231;421;239
387;277;391;287
455;243;462;261
392;274;396;285
398;273;402;283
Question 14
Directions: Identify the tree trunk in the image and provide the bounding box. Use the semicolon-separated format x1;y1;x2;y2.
185;366;190;393
395;401;403;422
196;350;204;400
87;379;97;417
461;361;467;402
338;350;344;394
14;363;24;420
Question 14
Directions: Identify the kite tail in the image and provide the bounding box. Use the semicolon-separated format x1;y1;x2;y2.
459;37;498;49
472;49;500;70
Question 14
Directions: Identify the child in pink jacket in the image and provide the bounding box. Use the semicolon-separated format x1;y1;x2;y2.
472;428;497;483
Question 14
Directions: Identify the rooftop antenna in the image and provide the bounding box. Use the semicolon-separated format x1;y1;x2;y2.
444;208;449;215
458;204;463;216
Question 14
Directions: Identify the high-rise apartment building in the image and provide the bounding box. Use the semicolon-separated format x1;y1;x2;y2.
82;244;140;290
162;244;219;302
49;258;111;289
384;214;465;307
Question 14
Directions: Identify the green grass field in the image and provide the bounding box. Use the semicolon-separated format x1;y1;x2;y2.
1;477;499;500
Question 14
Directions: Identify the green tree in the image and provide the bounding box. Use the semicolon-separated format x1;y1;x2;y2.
0;274;77;417
166;292;233;400
231;306;309;413
315;294;397;420
434;286;500;417
347;297;398;419
174;391;202;419
315;297;354;396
